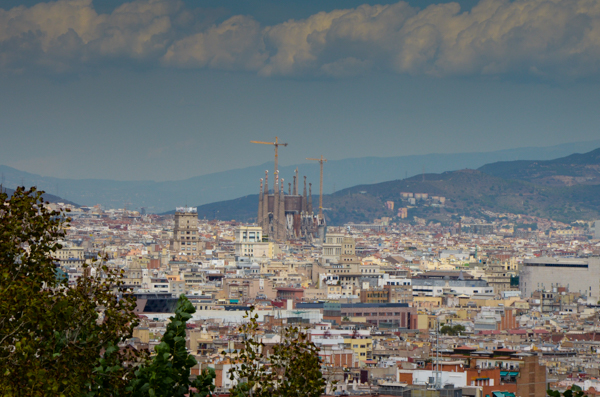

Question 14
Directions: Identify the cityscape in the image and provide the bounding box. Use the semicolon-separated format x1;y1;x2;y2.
16;143;600;397
2;0;600;397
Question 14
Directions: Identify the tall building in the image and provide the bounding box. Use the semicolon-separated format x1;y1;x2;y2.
170;207;199;256
234;225;275;258
234;226;262;257
257;168;324;242
340;236;359;263
322;233;344;263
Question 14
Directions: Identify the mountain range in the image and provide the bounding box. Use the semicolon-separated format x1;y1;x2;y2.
0;186;78;207
187;148;600;225
479;148;600;186
1;139;600;213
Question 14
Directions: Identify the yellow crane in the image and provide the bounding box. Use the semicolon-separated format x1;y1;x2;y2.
250;136;288;173
306;155;327;217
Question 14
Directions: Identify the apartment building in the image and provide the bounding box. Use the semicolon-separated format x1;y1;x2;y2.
170;207;199;256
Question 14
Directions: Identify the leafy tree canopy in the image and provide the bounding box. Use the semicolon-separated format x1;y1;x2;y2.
440;324;466;336
0;187;214;397
224;308;333;397
548;385;586;397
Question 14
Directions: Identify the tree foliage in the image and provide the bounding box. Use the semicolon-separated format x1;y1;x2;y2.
225;308;331;397
440;324;466;336
0;187;142;396
0;187;214;397
127;296;215;397
548;385;586;397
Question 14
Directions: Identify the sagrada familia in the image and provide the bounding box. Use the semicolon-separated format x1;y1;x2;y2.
257;168;325;242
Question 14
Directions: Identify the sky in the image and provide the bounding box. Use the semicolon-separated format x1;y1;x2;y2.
1;0;600;181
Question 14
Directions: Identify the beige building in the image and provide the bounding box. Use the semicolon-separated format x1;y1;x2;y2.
222;278;276;301
124;261;143;286
322;233;344;263
170;207;199;256
55;244;85;267
322;234;360;264
234;225;275;258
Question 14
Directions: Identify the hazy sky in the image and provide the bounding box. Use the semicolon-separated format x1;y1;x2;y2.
1;0;600;181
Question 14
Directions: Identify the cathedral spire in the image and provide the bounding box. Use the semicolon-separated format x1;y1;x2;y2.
303;176;308;213
258;178;263;226
261;170;269;235
308;182;313;214
279;177;286;241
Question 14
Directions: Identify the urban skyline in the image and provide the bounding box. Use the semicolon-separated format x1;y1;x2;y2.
4;1;600;396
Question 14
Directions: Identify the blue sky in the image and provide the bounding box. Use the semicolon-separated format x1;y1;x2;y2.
1;0;599;181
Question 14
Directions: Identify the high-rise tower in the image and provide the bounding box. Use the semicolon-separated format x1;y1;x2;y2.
170;207;199;256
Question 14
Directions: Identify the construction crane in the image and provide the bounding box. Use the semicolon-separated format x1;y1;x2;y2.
250;136;288;174
306;155;327;217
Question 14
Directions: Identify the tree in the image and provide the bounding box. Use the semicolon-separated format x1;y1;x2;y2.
548;385;586;397
0;188;215;397
225;308;332;397
440;324;466;336
127;296;215;397
0;187;142;396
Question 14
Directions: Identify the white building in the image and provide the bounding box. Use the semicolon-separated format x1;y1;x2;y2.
398;368;467;387
520;257;600;299
322;233;344;263
234;225;274;258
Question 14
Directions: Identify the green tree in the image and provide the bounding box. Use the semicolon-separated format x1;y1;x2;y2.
127;296;215;397
548;385;586;397
440;324;466;336
225;309;332;397
0;187;141;396
0;188;215;397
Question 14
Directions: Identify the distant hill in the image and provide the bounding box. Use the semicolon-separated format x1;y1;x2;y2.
323;169;600;224
478;148;600;186
182;168;600;225
189;194;259;222
2;139;600;213
1;186;79;207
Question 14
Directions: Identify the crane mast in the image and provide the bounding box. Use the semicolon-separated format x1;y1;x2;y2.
306;155;327;217
250;136;288;174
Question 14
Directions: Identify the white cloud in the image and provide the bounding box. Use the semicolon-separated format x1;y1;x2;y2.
162;15;267;71
1;0;600;78
0;0;183;72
